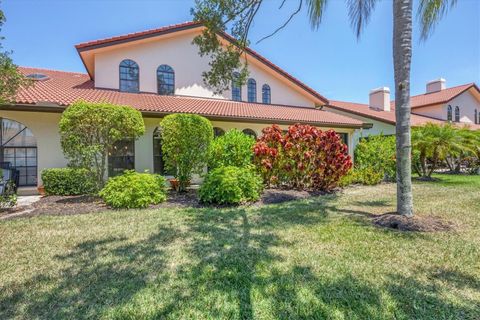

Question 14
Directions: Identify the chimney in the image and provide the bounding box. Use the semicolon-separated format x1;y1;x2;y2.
426;78;446;93
369;87;391;111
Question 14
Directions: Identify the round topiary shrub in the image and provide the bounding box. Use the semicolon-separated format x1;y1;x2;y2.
199;166;263;204
208;129;255;170
99;170;167;209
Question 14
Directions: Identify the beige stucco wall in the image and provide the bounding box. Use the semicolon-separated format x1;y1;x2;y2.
93;30;316;108
2;110;356;186
413;89;480;124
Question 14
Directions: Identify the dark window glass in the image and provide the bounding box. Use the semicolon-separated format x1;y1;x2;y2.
242;129;257;140
262;84;271;104
108;140;135;177
119;59;139;93
455;106;460;122
213;127;225;137
232;72;242;101
0;118;37;187
247;78;256;103
157;64;175;95
447;105;452;121
153;127;175;176
338;133;349;154
475;109;478;124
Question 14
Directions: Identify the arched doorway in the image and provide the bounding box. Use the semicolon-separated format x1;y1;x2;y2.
0;118;38;186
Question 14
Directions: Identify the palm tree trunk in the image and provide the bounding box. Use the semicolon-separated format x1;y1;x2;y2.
393;0;414;217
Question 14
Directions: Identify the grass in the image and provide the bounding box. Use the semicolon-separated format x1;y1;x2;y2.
1;174;479;319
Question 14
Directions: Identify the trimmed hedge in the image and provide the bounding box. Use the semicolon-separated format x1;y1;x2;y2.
199;166;263;204
354;134;396;181
339;168;383;187
208;129;255;170
42;168;97;195
99;171;167;209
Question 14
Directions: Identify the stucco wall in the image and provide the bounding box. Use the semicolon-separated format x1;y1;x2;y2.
413;89;480;124
93;30;316;108
2;111;356;186
323;107;395;152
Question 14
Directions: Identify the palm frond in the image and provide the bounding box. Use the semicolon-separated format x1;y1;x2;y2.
346;0;378;38
305;0;328;29
417;0;457;40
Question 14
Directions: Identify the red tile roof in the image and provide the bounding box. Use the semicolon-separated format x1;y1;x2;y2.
75;21;329;104
328;99;480;129
408;83;479;109
11;67;364;128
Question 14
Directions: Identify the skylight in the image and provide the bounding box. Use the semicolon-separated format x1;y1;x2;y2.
26;73;49;81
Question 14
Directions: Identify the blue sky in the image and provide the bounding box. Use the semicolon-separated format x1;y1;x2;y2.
2;0;479;103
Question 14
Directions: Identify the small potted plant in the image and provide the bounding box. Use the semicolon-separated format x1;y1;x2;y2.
37;185;46;196
168;178;179;191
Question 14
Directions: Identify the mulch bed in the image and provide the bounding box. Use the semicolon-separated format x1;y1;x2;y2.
372;213;455;232
2;188;326;219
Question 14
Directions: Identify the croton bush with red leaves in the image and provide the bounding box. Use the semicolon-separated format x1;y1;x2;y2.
253;124;352;191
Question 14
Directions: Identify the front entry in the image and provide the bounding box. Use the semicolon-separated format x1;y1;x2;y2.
0;118;38;186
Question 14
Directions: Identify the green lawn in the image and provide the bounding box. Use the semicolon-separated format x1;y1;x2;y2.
1;174;479;319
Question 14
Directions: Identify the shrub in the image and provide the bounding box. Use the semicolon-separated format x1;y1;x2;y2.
354;134;396;181
339;168;383;187
208;129;255;170
99;171;167;209
59;100;145;188
0;171;17;210
199;166;263;204
160;114;213;192
253;124;352;191
42;168;97;195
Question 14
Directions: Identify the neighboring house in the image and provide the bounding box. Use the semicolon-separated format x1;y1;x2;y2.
326;79;480;147
0;21;368;191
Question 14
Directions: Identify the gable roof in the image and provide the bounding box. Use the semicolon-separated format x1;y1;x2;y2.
75;21;329;105
7;67;365;128
408;83;480;109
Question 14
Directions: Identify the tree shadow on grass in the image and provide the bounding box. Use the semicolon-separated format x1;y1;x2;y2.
0;225;179;319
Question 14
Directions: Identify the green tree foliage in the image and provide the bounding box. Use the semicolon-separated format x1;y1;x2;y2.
160;114;213;192
412;123;474;178
208;129;255;170
0;8;32;105
59;101;145;188
354;134;397;181
199;166;263;204
99;171;167;209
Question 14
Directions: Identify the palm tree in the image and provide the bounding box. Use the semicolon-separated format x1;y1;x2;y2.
193;0;458;217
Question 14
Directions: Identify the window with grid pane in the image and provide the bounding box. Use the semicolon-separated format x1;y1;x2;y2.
247;78;256;102
119;59;139;93
232;72;242;101
262;84;271;104
157;65;175;95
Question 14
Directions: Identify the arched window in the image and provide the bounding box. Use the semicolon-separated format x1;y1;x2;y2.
262;84;271;104
447;105;452;121
1;118;37;186
232;72;242;101
119;59;139;93
242;129;257;140
455;106;460;122
213;127;225;137
157;64;175;95
475;109;478;124
247;78;256;103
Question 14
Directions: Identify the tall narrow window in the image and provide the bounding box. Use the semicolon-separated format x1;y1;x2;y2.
247;78;256;102
455;106;460;122
157;64;175;95
153;127;175;176
447;105;452;121
262;84;271;104
108;140;135;177
232;72;242;101
119;59;139;93
475;109;478;124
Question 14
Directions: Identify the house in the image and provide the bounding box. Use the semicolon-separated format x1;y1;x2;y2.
0;21;369;191
325;79;480;146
